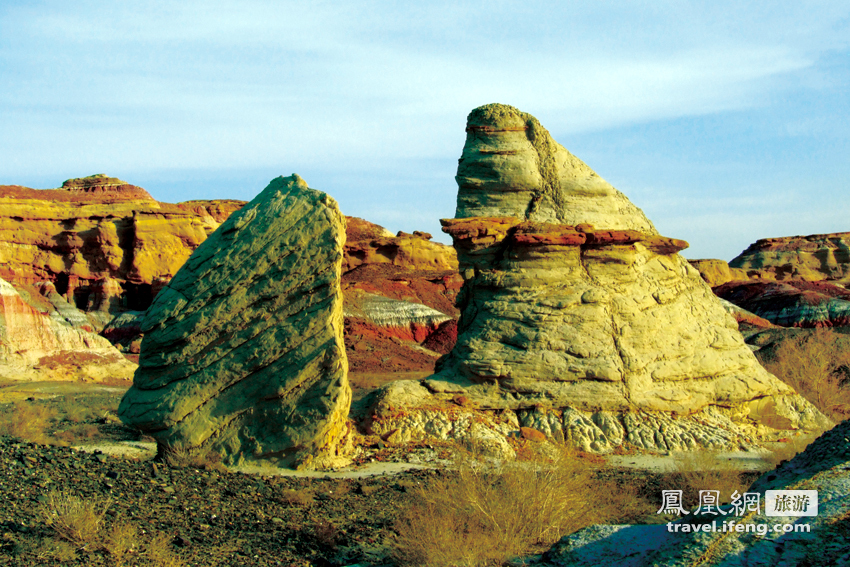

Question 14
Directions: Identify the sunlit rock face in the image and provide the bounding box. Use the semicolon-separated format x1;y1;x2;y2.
118;175;351;469
730;232;850;285
0;174;246;330
712;232;850;327
368;104;829;455
0;277;136;382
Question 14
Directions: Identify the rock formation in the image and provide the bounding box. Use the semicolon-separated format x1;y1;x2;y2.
0;277;136;381
118;175;351;469
688;259;749;287
368;104;829;455
730;232;850;284
714;280;850;328
0;174;246;330
342;217;462;373
0;178;460;376
542;420;850;566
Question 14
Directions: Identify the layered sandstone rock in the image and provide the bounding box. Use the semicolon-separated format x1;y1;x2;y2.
0;174;246;329
689;259;749;287
709;233;850;327
344;217;458;273
118;175;351;469
714;280;850;328
342;217;462;373
730;232;850;284
369;104;829;455
0;277;136;382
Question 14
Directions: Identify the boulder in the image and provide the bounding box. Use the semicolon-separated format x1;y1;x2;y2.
118;175;351;469
369;104;830;454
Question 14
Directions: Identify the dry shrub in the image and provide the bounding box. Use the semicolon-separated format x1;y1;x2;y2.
56;396;96;423
143;533;186;567
104;521;138;565
759;328;850;421
393;449;607;567
38;490;111;546
161;443;226;472
13;536;77;562
278;489;314;507
671;451;749;508
37;490;184;566
0;401;58;444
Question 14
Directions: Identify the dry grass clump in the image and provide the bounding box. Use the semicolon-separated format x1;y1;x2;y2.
161;443;227;472
38;490;111;546
758;328;850;421
393;449;622;567
34;490;185;566
670;451;750;508
0;401;58;444
277;488;315;507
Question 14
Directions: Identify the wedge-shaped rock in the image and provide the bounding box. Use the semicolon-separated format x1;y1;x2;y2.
118;175;351;468
370;104;829;454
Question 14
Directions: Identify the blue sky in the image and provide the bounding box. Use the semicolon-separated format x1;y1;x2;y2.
1;1;848;260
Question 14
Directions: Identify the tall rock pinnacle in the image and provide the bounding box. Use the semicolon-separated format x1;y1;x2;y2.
368;104;829;456
456;103;656;231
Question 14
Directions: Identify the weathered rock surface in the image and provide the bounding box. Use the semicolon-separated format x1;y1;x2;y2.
730;232;850;284
369;104;829;455
715;280;850;328
118;175;351;469
341;217;462;373
689;259;750;287
456;104;656;231
0;276;136;381
542;419;850;566
343;217;458;273
0;174;246;330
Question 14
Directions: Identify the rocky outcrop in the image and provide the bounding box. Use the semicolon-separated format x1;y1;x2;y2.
343;217;458;273
714;280;850;328
730;232;850;284
689;258;749;287
118;175;351;469
0;276;136;382
342;217;462;373
543;419;850;566
0;174;246;330
368;104;829;455
0;179;459;375
697;234;850;327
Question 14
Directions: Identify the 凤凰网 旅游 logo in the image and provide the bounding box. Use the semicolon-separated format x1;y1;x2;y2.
657;489;816;535
765;490;818;516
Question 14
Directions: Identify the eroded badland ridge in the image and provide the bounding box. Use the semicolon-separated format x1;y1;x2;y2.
0;105;849;566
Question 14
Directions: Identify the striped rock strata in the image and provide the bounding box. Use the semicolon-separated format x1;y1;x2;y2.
0;174;245;330
368;104;829;456
0;277;135;381
118;175;351;469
